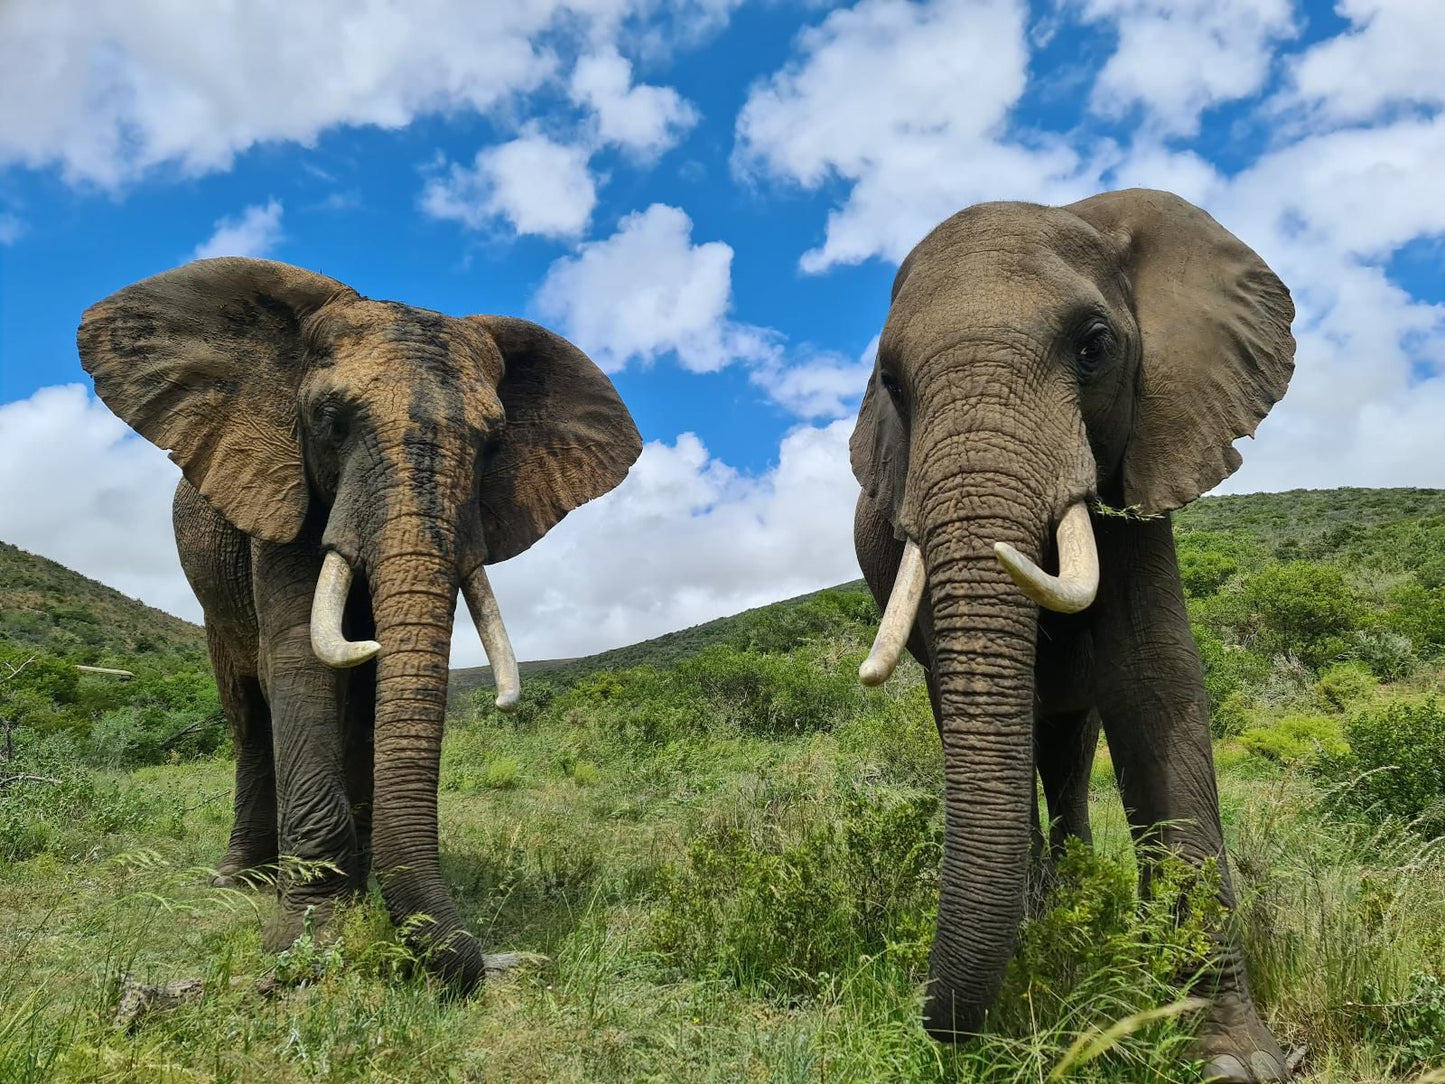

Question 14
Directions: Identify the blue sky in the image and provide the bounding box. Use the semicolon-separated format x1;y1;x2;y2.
1;0;1442;662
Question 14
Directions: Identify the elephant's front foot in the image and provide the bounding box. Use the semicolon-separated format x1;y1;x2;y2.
1194;993;1295;1082
209;848;278;890
261;899;339;954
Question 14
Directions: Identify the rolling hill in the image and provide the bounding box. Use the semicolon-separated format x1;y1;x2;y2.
0;541;205;663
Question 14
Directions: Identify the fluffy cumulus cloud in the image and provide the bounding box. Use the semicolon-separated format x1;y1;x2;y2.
191;198;284;259
735;0;1096;272
421;132;598;238
570;46;699;157
534;202;779;373
1079;0;1297;136
0;386;197;621
1274;0;1445;126
0;0;714;189
472;421;861;663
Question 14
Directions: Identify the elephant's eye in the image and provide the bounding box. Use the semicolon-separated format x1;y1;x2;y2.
313;399;349;442
1075;320;1113;377
879;371;904;405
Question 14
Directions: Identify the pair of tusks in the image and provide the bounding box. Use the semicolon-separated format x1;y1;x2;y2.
309;551;521;712
858;501;1099;687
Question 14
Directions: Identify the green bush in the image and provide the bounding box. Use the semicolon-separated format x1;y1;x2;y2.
1356;971;1445;1072
1314;661;1378;712
1244;562;1358;669
651;783;941;996
726;590;878;654
1178;547;1238;598
1239;715;1347;767
1382;581;1445;657
1320;697;1445;836
1348;628;1417;681
1210;690;1256;739
677;644;868;737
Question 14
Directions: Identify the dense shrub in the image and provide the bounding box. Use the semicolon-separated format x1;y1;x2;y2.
1319;697;1445;836
1314;661;1378;712
1382;581;1445;658
678;644;868;736
1178;546;1238;598
727;590;878;654
1244;562;1358;669
1239;715;1347;767
651;783;941;995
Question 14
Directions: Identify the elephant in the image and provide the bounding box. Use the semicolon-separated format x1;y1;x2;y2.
850;189;1295;1082
77;257;642;989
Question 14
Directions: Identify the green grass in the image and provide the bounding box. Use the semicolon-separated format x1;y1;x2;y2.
4;487;1445;1081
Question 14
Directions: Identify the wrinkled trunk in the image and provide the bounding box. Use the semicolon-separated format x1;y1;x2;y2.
916;481;1045;1036
366;540;483;989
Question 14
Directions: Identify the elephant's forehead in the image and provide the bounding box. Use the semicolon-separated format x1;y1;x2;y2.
884;205;1120;351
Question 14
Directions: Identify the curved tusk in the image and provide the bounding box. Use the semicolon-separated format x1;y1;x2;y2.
461;563;521;712
993;501;1099;613
310;551;381;668
859;539;925;687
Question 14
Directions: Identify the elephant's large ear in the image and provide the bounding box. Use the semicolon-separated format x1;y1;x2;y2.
470;317;642;563
850;361;908;535
1066;189;1296;514
78;258;354;542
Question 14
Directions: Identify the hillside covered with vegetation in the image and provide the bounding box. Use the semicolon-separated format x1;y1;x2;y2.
2;487;1443;1082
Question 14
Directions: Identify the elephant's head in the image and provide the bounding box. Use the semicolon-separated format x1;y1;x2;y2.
78;257;641;987
850;189;1295;1035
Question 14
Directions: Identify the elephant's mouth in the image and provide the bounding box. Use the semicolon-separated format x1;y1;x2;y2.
308;548;522;712
857;498;1100;687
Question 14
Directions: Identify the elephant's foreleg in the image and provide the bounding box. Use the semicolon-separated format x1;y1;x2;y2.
1037;708;1099;856
254;542;358;950
344;660;377;893
1091;514;1286;1083
210;632;277;888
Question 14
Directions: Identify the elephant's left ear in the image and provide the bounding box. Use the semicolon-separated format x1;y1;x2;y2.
469;316;643;563
1066;189;1296;514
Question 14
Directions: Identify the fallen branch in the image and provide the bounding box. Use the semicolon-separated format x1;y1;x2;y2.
0;774;62;791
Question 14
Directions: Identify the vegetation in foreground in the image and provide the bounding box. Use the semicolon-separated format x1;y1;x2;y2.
2;487;1444;1082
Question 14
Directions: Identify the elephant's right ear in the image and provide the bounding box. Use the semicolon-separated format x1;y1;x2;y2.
78;258;355;543
850;361;908;536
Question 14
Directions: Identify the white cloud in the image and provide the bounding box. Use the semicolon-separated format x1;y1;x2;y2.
570;46;698;157
0;385;198;621
0;384;863;664
421;132;597;238
749;337;876;421
1274;0;1445;127
734;0;1098;272
0;0;740;190
534;202;779;372
1078;0;1296;136
472;420;862;662
191;198;284;259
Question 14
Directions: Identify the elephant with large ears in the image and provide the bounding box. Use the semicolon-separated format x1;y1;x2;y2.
851;189;1295;1082
78;258;641;990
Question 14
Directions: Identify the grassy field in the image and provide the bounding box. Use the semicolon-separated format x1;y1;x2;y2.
3;487;1445;1082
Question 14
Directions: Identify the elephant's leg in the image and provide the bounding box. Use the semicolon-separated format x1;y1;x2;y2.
344;661;376;892
253;542;357;951
1037;708;1099;856
210;632;278;888
1091;514;1285;1083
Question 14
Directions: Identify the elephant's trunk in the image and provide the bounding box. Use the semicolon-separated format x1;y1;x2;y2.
366;540;484;989
920;494;1042;1035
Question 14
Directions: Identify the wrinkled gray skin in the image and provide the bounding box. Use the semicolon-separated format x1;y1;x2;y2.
851;190;1296;1082
78;258;641;991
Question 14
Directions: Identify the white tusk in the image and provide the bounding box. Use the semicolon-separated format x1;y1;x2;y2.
992;501;1099;614
859;539;925;687
310;551;381;668
461;563;521;712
